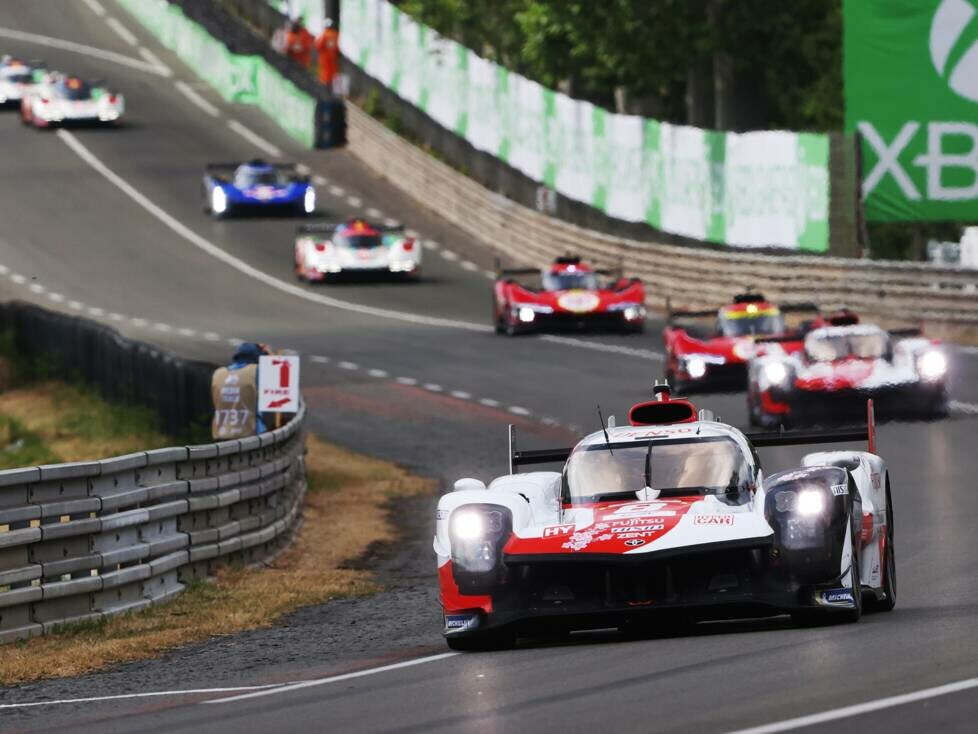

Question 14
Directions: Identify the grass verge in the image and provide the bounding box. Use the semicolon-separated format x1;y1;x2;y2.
0;434;433;686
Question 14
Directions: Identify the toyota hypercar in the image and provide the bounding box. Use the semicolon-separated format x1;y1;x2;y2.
493;256;646;335
435;386;895;650
0;56;43;108
747;319;948;426
21;72;123;127
201;160;315;218
294;219;421;281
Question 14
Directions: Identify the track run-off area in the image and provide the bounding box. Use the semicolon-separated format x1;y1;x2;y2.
1;2;978;732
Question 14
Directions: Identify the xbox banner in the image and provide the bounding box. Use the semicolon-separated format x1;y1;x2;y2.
845;0;978;221
341;0;830;251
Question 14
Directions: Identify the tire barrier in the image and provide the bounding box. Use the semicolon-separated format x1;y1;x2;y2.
0;303;307;643
342;104;978;335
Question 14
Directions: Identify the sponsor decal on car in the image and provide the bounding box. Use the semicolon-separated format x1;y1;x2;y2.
624;539;645;546
556;290;601;313
830;483;848;496
818;588;855;607
693;515;734;525
542;524;575;538
436;509;448;520
444;613;480;633
612;502;667;517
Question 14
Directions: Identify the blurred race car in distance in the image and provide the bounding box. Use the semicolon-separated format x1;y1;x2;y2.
0;56;44;107
201;160;315;218
493;256;645;335
664;292;819;391
21;72;123;127
294;219;421;281
435;384;895;650
747;316;948;426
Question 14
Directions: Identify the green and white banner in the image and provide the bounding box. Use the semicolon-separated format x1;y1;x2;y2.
119;0;317;147
845;0;978;222
341;0;829;251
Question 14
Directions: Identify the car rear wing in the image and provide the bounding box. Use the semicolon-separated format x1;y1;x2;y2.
507;400;878;474
295;222;406;235
889;327;924;339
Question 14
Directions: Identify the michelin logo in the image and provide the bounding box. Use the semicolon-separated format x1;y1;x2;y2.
819;588;855;607
444;614;479;633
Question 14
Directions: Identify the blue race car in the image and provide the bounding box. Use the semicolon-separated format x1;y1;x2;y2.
201;159;316;218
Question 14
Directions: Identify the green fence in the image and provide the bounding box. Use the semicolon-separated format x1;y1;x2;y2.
118;0;317;147
339;0;831;252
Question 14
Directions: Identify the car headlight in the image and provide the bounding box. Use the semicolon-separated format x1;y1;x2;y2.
917;349;947;381
796;489;826;516
211;186;228;214
687;357;707;379
303;187;316;214
623;305;644;321
763;361;789;385
450;505;511;575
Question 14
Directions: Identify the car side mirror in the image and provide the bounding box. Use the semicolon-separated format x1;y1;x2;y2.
453;478;487;492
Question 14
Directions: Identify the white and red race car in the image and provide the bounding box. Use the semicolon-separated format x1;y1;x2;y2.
747;320;948;426
21;72;124;128
0;56;44;107
435;385;895;650
294;219;421;281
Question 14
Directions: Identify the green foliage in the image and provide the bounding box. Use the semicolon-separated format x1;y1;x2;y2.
396;0;843;130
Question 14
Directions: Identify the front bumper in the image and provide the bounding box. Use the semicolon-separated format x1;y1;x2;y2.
444;542;849;636
770;383;947;423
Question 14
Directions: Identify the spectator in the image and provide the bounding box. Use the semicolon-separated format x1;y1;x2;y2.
210;342;269;440
315;18;340;87
284;19;314;68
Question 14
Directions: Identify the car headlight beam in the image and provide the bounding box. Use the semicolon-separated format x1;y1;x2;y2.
918;350;947;381
763;361;789;385
796;489;826;516
211;186;227;214
303;187;316;214
451;510;485;541
687;357;707;379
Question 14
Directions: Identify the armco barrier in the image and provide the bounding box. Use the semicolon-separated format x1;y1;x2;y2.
0;303;307;643
0;403;305;643
343;103;978;333
0;302;213;438
117;0;344;148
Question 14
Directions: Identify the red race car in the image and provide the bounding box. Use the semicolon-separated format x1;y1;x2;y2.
493;256;646;335
664;293;818;392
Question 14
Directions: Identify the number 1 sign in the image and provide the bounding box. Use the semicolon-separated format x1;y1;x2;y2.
258;355;300;412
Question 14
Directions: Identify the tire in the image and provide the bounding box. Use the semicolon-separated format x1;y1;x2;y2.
866;483;896;612
445;627;516;652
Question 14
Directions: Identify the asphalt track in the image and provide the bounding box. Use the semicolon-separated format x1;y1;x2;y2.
0;2;977;732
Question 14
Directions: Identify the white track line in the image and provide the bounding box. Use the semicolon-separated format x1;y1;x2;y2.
346;195;363;208
950;400;978;416
56;130;490;333
106;17;138;46
174;80;219;117
0;27;168;77
226;119;282;158
440;250;459;262
0;684;285;711
204;653;458;705
367;368;388;378
137;47;172;76
396;376;418;385
723;676;978;734
957;345;978;356
80;0;106;17
312;175;328;186
365;207;383;219
309;355;331;364
337;361;359;370
328;184;345;197
479;398;500;408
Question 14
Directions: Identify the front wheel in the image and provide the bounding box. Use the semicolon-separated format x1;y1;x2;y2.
866;482;896;612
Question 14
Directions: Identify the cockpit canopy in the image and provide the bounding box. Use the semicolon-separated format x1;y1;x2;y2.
805;327;890;363
563;435;753;506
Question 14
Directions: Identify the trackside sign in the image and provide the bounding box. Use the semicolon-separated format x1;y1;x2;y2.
258;355;300;412
845;0;978;221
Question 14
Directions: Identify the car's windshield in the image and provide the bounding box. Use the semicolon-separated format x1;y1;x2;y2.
563;436;752;506
542;272;599;291
718;308;784;337
806;331;889;362
56;79;92;100
6;71;33;84
235;169;283;187
336;233;382;249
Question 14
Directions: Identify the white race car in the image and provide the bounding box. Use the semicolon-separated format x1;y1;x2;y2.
294;219;421;281
0;56;43;106
21;73;124;128
435;385;895;650
747;319;948;426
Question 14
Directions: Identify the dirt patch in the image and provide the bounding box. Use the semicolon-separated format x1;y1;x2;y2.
0;434;435;686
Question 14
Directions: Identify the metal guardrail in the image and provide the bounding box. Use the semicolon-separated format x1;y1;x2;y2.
344;103;978;331
0;403;306;643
